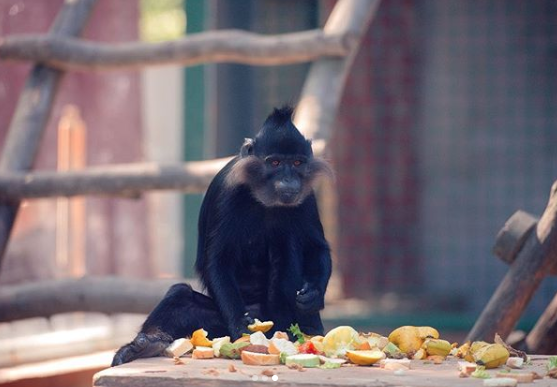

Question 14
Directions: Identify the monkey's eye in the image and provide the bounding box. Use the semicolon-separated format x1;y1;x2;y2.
271;160;280;167
293;160;303;167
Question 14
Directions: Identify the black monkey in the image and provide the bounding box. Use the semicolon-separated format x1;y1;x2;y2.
112;106;333;366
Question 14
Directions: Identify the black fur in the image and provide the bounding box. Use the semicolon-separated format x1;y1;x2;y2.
112;106;332;366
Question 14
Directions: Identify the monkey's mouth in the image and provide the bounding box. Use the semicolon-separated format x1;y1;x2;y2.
277;191;300;206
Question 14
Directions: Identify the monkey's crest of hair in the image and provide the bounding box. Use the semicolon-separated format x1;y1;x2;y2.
225;105;334;191
254;105;312;157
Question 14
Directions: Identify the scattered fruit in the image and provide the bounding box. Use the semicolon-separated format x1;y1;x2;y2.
298;340;321;355
241;350;280;366
192;346;214;359
363;333;389;350
248;319;274;333
345;350;385;366
284;354;321;368
165;338;193;358
505;357;523;369
473;344;510;369
191;328;213;347
268;338;298;356
234;335;251;344
242;344;269;354
382;342;404;358
458;361;477;375
388;326;438;354
412;348;427;360
273;331;289;340
220;342;250;359
250;331;270;347
322;326;360;358
423;338;452;357
318;356;347;365
211;336;230;357
471;365;491;379
381;358;411;371
495;372;534;383
482;378;517;387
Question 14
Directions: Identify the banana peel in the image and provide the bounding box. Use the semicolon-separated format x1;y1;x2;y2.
457;340;490;363
473;343;510;369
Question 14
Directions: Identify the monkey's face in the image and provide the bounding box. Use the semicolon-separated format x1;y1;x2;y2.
256;154;312;207
226;153;333;208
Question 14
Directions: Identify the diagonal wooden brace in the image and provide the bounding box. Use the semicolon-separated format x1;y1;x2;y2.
0;0;98;268
466;181;557;342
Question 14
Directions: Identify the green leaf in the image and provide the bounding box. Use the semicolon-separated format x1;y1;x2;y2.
547;356;557;371
288;323;306;344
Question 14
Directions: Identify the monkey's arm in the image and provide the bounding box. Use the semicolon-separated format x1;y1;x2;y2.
202;255;253;339
296;196;332;313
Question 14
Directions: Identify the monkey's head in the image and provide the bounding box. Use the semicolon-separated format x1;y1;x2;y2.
226;105;333;207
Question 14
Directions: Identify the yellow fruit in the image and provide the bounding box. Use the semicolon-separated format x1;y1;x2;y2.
423;338;452;357
247;319;274;333
322;326;360;357
470;341;490;353
417;326;439;339
473;343;510;369
413;348;427;360
346;350;385;365
310;335;324;343
191;328;213;347
388;326;423;353
356;338;372;350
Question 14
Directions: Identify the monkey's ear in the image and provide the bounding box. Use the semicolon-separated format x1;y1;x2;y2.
240;138;254;157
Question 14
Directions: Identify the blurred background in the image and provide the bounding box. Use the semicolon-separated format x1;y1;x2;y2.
0;0;556;386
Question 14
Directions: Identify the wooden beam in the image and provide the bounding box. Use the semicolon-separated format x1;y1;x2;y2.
493;210;557;275
525;291;557;354
0;0;97;267
295;0;381;150
466;181;557;342
0;277;188;322
0;158;231;201
0;29;350;71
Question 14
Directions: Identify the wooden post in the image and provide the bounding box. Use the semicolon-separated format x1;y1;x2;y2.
526;291;557;354
0;0;97;267
466;181;557;342
295;0;381;153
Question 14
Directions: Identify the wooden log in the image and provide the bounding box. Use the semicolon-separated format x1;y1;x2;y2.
466;181;557;342
493;210;557;275
493;210;538;263
0;277;191;322
0;0;97;266
525;291;557;354
0;158;231;201
295;0;381;149
0;29;350;71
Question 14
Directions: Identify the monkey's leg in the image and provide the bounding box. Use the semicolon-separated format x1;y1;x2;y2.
111;283;227;366
296;311;325;336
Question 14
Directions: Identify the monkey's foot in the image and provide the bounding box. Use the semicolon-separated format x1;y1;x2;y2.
111;330;173;366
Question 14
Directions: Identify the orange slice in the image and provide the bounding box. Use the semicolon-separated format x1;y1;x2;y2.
191;328;213;347
346;350;385;365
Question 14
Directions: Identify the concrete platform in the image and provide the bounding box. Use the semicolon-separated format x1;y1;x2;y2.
94;355;556;387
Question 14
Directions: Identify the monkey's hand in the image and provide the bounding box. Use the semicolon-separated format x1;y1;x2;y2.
229;312;254;340
296;283;324;314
